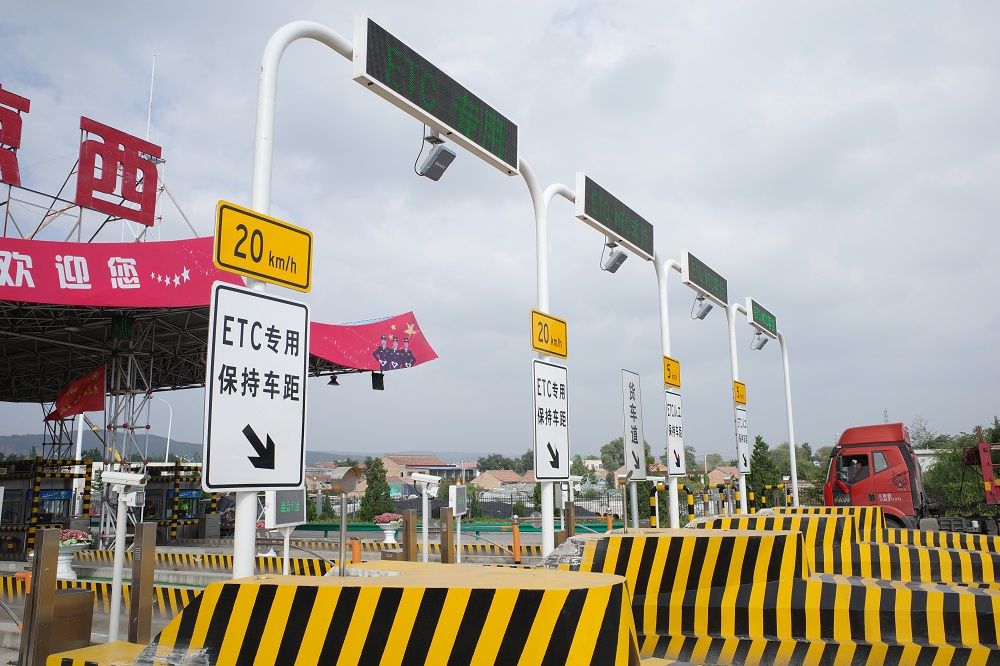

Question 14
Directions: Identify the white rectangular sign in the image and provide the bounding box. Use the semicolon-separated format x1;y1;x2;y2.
533;359;570;480
0;486;4;524
664;389;686;476
203;283;309;491
735;406;751;474
621;370;646;481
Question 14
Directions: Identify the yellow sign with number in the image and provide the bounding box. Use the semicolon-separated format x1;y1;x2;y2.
530;310;568;358
663;356;681;388
733;381;747;405
214;201;313;292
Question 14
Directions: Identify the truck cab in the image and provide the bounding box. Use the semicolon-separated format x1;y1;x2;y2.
823;423;925;528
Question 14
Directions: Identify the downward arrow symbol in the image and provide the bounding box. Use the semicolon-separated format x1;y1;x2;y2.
742;454;748;469
547;442;560;469
631;451;640;469
243;424;276;470
673;450;680;468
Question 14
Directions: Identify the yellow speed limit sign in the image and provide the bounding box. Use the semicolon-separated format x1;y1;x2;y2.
663;356;681;388
530;310;568;358
214;201;313;292
733;380;747;405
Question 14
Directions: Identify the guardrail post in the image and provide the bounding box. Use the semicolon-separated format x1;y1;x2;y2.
128;522;156;644
402;509;418;562
511;521;522;564
605;514;613;532
565;503;576;537
18;527;58;666
350;538;362;564
440;508;454;564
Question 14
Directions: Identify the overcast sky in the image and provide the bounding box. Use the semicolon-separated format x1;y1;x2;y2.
2;2;998;462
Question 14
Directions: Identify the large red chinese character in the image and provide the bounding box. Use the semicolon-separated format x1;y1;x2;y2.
0;84;31;187
74;116;161;227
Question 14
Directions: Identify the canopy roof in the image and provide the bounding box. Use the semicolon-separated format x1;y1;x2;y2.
0;237;437;403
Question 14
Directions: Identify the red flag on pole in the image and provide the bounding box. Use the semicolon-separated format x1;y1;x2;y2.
45;366;106;421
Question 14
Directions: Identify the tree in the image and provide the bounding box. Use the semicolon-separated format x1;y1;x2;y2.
478;454;516;472
307;494;318;522
516;449;533;476
601;438;625;479
570;455;590;479
684;445;699;475
81;447;103;462
466;483;482;519
436;478;453;500
356;456;395;521
704;453;725;471
748;435;782;497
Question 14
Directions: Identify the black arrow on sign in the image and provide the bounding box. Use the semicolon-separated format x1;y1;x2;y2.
632;451;640;468
742;454;748;469
547;442;560;469
673;450;680;468
243;424;275;470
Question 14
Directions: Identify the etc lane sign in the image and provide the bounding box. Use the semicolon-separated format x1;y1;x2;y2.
735;406;751;474
353;16;518;175
621;370;646;480
664;389;686;476
214;201;313;292
203;283;309;491
533;360;569;480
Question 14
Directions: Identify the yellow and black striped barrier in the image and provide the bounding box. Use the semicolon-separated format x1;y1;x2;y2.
816;541;1000;587
880;527;1000;554
691;515;857;567
46;640;147;666
551;530;1000;661
0;575;199;620
74;550;334;576
770;505;886;537
139;564;639;664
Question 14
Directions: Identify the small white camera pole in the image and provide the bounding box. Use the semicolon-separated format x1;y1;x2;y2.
412;473;441;563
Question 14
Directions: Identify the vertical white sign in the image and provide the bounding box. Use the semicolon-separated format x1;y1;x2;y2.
621;370;647;480
203;283;309;491
664;389;686;476
735;406;751;473
533;360;570;480
0;486;4;524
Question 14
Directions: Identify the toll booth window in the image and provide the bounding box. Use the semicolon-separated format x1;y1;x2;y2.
872;451;889;474
839;454;870;484
2;496;22;523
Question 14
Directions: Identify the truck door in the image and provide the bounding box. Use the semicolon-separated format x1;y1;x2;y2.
871;447;916;518
832;451;875;506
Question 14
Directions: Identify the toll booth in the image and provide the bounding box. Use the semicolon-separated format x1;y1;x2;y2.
0;458;93;555
145;463;219;542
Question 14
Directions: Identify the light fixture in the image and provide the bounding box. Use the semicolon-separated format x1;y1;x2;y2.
691;295;713;320
327;375;340;386
750;332;769;351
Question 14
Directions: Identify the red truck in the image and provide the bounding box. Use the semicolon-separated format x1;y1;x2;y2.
823;422;1000;531
823;423;926;528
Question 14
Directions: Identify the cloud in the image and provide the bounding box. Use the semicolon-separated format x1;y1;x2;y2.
1;1;999;465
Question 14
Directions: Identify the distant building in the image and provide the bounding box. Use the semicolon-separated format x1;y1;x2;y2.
707;466;739;486
381;455;476;484
476;470;527;491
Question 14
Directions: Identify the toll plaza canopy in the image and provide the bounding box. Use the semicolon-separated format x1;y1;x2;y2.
0;236;437;403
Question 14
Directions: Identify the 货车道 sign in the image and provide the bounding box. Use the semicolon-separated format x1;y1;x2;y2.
203;283;309;491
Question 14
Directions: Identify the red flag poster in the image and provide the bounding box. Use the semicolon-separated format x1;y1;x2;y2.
309;312;437;373
45;365;106;421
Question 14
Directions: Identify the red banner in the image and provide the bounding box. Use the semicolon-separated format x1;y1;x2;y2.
45;365;105;421
0;237;241;307
310;312;438;372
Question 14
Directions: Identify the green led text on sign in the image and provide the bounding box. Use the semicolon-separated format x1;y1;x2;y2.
686;253;727;305
360;18;518;172
278;500;302;514
578;176;654;260
750;300;777;337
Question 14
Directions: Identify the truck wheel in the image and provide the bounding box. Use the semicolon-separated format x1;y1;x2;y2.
885;515;907;529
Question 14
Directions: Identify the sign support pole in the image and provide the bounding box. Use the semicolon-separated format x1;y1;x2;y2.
421;485;430;563
520;160;575;557
726;303;749;514
777;331;799;506
654;254;683;528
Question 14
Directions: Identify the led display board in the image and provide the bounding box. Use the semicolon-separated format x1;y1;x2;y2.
574;173;654;261
746;298;777;339
265;488;307;529
681;251;728;308
353;16;518;175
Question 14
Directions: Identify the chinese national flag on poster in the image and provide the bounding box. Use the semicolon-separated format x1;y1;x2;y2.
45;366;106;421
